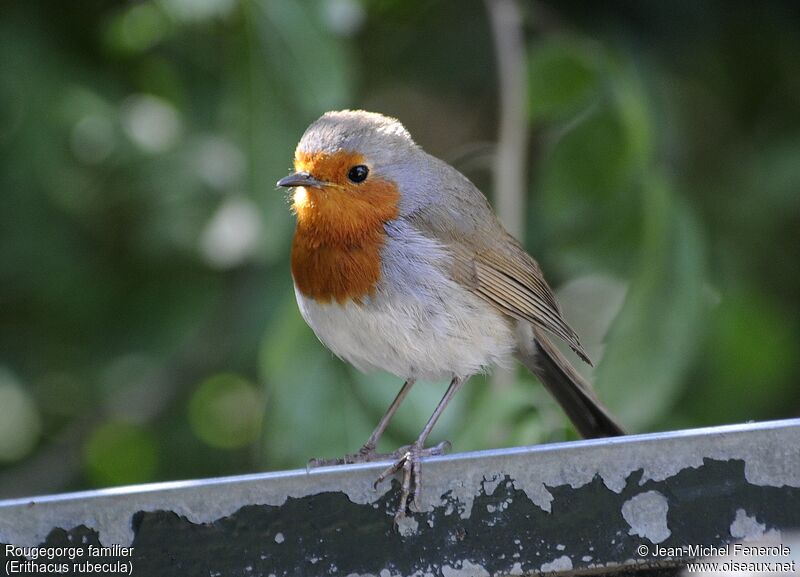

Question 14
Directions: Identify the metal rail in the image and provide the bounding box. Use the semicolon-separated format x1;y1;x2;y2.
1;419;799;576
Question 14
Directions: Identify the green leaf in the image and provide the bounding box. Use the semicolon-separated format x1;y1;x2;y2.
451;374;555;451
256;0;352;114
0;369;41;462
188;372;265;449
690;290;795;423
84;421;159;486
529;37;601;122
594;179;706;430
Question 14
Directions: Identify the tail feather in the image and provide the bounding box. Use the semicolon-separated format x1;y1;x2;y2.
516;328;625;439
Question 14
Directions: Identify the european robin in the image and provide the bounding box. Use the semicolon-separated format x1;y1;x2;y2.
277;110;624;521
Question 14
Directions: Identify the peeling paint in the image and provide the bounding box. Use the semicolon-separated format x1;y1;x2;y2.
539;554;572;572
730;508;766;540
441;560;489;577
0;418;797;577
621;490;671;544
396;516;419;537
481;475;502;496
418;420;800;522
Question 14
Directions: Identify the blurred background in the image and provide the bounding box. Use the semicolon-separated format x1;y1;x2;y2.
1;0;799;498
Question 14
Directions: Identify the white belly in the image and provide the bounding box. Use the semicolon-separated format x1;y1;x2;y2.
293;222;515;381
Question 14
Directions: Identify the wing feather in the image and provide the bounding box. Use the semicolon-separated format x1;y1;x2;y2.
407;194;591;365
469;249;590;364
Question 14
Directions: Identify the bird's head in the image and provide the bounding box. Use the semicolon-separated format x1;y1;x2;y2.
277;110;431;240
279;110;430;302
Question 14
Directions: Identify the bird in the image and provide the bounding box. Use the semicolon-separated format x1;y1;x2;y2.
277;110;625;521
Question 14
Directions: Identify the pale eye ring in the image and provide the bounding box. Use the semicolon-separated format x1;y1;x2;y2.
347;165;369;183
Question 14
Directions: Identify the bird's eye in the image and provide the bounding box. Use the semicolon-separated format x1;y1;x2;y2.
347;165;369;183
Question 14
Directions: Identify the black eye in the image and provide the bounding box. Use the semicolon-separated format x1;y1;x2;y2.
347;165;369;183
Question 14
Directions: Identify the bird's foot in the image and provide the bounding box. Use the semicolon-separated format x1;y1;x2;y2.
374;440;451;523
307;443;392;468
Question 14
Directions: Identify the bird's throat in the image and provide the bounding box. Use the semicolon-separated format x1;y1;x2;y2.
291;180;400;304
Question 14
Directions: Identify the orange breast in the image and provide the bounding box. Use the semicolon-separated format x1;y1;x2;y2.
290;151;400;304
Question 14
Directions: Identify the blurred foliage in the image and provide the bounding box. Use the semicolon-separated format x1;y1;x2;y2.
1;0;799;496
84;421;158;486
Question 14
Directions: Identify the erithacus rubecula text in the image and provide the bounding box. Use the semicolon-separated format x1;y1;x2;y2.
277;110;624;521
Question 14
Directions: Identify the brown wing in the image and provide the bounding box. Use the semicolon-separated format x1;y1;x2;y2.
450;238;592;365
406;197;591;365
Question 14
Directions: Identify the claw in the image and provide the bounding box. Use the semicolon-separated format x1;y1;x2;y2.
373;441;452;521
309;444;402;470
436;440;452;454
395;455;414;523
374;451;409;489
307;456;344;468
312;439;452;521
411;457;423;512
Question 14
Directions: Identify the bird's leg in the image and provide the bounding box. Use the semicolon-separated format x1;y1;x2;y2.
357;378;416;457
375;376;466;522
308;379;416;468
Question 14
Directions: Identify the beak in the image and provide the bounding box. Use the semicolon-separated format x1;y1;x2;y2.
276;171;327;189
